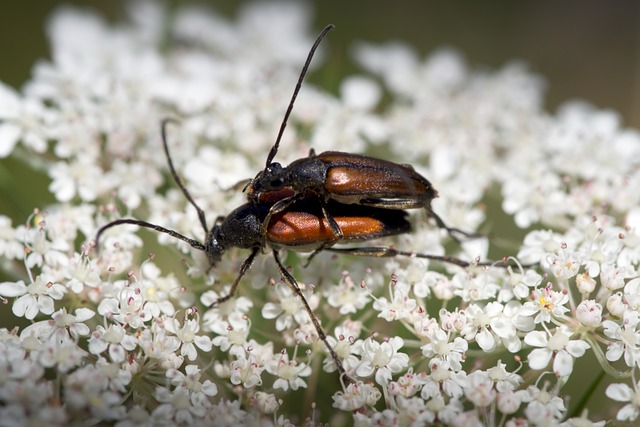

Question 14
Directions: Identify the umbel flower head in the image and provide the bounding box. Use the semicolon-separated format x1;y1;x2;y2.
0;1;638;426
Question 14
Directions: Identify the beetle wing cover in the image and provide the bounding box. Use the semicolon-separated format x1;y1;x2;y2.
319;151;437;203
267;199;411;249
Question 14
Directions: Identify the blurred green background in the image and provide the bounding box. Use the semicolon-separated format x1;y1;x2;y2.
0;1;638;422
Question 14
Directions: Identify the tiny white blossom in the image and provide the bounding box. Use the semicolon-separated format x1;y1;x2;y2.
606;380;640;422
525;326;590;377
355;336;409;385
88;324;137;363
421;327;468;372
520;283;570;324
0;275;65;320
166;364;218;406
230;354;265;388
575;299;603;327
267;352;312;391
372;280;416;322
332;381;381;411
261;282;317;332
602;310;640;367
165;312;213;361
521;384;567;425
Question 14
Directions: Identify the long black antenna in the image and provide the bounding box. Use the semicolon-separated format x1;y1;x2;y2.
161;119;209;234
265;24;335;167
95;219;207;252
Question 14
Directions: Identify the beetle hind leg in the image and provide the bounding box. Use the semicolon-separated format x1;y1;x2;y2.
272;250;353;383
425;207;484;242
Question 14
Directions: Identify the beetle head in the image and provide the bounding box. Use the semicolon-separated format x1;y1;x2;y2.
252;162;287;193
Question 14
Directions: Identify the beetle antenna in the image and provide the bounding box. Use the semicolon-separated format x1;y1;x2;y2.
95;218;207;253
161;118;209;235
265;24;335;167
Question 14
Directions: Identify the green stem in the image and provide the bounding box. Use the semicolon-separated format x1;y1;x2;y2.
566;368;605;419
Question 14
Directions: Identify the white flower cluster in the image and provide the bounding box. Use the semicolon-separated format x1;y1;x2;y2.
1;2;639;426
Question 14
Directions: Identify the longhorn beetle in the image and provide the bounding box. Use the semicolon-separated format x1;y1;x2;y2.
95;25;509;380
246;26;478;245
95;120;496;379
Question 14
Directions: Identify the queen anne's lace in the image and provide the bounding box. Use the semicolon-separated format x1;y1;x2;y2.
0;2;637;425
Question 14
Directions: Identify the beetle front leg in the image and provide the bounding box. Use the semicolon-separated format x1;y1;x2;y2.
210;247;260;306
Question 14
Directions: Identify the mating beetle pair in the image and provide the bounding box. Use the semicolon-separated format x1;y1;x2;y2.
95;24;493;379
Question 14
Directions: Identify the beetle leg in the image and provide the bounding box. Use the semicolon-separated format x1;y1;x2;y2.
272;250;352;383
425;207;484;241
361;197;484;241
324;246;516;268
359;197;425;210
211;247;260;306
301;203;343;268
259;196;298;246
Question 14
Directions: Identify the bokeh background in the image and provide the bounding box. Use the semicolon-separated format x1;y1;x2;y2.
1;1;639;422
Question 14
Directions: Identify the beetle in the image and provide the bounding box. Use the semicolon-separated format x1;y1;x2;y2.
95;115;500;380
94;25;504;380
245;25;477;243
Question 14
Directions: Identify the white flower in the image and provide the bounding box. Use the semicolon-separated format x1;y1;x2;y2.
261;282;317;332
524;326;589;377
0;275;65;320
325;271;370;315
88;324;137;363
460;302;504;352
153;387;206;425
211;317;250;358
138;329;182;369
486;360;523;393
465;370;496;408
165;313;213;361
253;392;279;414
602;310;640;367
606;381;640;422
202;286;253;330
355;336;409;385
575;299;603;327
39;329;88;373
520;283;570;324
50;307;95;339
332;381;381;411
421;359;467;400
372;280;416;322
166;364;218;406
322;322;362;374
521;384;567;425
421;327;468;372
230;354;264;388
548;250;581;280
64;252;102;293
64;363;125;419
0;215;25;260
266;352;312;391
388;369;426;398
0;81;50;157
